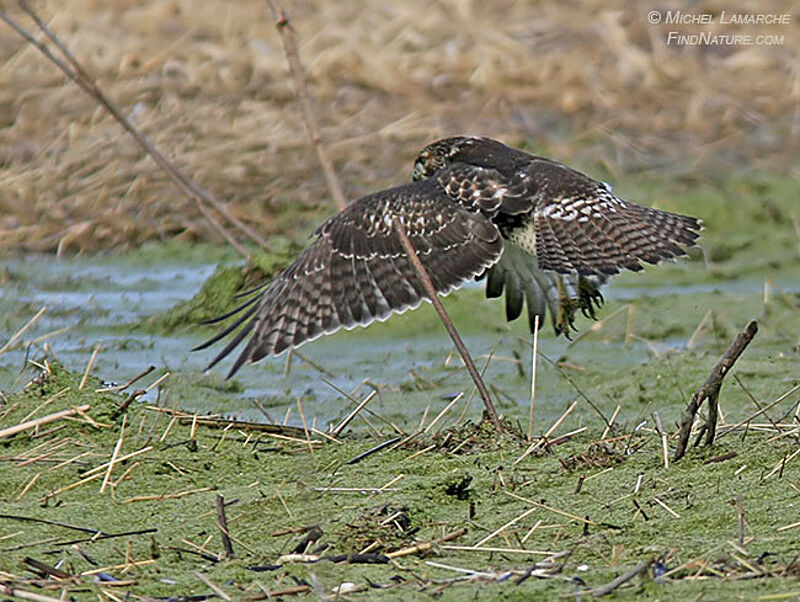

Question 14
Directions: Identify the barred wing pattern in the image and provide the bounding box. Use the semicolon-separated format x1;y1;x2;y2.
195;180;502;377
524;159;699;276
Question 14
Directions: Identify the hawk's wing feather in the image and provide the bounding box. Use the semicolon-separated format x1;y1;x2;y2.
435;164;531;216
520;161;701;276
197;180;503;377
534;198;701;276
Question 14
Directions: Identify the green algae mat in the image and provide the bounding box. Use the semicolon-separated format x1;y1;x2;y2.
0;344;798;599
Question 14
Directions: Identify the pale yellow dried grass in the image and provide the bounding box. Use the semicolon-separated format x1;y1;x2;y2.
0;0;797;252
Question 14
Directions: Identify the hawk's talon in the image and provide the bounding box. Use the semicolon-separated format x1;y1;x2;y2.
555;277;580;335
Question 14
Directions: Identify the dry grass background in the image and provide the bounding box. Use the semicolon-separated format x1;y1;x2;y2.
0;0;798;252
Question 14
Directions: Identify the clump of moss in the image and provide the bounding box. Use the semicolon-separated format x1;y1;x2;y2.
430;416;523;454
144;249;296;333
560;441;626;473
6;360;124;432
334;503;416;554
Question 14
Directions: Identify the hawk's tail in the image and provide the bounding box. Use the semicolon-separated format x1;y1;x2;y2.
485;243;608;336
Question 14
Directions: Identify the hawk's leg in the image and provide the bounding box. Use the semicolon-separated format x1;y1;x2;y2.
578;276;604;320
554;277;580;336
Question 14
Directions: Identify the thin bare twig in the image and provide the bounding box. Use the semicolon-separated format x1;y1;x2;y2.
391;218;503;433
216;494;235;560
263;0;347;212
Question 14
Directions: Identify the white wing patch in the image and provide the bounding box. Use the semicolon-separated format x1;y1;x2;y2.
535;194;621;222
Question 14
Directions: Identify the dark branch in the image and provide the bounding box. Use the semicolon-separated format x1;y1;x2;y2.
392;218;503;433
674;320;758;460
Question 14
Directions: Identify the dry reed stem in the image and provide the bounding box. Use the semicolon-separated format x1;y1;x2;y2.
19;387;70;423
295;397;313;454
39;464;118;501
99;414;126;493
0;403;90;439
652;496;680;518
0;307;46;356
82;445;154;477
0;584;64;602
332;390;377;437
123;486;212;504
263;0;347;212
527;314;539;441
441;545;555;556
734;375;788;438
601;405;621;440
78;340;102;390
652;411;669;469
14;473;40;501
514;400;578;465
686;309;714;350
718;383;800;439
777;520;800;532
473;506;538;547
385;527;467;559
81;559;156;576
423;392;464;434
504;490;597;526
144;372;171;393
392;217;502;433
548;425;588;446
761;446;800;482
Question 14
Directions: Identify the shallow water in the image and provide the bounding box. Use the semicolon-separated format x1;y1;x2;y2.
1;248;798;429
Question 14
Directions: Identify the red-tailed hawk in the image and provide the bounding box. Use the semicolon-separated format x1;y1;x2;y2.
197;137;701;377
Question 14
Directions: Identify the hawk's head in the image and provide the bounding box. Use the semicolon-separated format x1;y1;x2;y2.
412;136;485;181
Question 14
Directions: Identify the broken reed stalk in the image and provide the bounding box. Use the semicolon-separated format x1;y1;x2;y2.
590;558;653;597
78;340;102;390
193;570;232;602
0;306;46;356
674;320;758;460
0;584;65;602
0;404;90;439
332;390;378;437
391;218;503;433
385;527;467;559
527;314;539;441
263;0;347;212
1;2;270;257
216;494;235;560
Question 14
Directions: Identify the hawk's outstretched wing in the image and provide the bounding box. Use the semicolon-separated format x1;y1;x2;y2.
194;179;502;377
523;159;700;276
